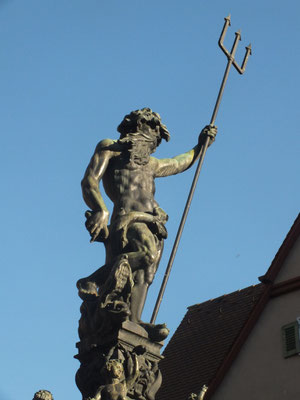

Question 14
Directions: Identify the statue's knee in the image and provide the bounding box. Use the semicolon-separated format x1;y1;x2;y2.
133;269;145;285
146;273;154;285
145;251;156;266
145;265;156;285
141;243;156;265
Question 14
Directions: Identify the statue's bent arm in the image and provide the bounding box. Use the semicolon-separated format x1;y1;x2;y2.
81;139;114;211
152;124;217;177
81;139;115;241
152;144;203;178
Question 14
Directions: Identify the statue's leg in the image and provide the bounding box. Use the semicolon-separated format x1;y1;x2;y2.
130;269;148;323
125;223;159;271
130;237;164;323
124;223;160;323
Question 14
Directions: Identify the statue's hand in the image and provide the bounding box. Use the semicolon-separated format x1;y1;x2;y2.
85;210;109;243
199;124;218;147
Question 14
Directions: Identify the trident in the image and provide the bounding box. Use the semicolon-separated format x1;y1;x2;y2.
151;15;252;324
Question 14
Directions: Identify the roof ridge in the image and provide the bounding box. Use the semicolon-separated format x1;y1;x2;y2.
259;213;300;283
187;283;263;310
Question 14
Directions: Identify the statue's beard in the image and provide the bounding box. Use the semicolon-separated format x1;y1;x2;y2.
119;134;157;166
129;140;153;165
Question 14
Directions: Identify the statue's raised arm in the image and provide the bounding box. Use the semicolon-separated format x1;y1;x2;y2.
152;124;217;178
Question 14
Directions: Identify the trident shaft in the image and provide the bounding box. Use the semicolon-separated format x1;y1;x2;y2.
150;15;252;324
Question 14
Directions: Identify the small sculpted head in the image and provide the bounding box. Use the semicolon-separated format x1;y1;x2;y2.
33;390;53;400
117;108;170;152
105;359;124;380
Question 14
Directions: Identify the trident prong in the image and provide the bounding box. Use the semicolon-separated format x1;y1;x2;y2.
150;16;252;325
218;14;232;58
234;43;252;74
219;16;252;76
210;16;252;124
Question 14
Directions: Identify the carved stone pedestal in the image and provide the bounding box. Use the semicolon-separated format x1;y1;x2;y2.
75;320;164;400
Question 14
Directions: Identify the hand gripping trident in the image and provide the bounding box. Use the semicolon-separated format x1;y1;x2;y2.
150;15;252;324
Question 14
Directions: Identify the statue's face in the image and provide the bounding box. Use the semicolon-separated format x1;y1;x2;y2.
139;117;161;137
119;122;159;155
111;362;123;379
118;109;170;145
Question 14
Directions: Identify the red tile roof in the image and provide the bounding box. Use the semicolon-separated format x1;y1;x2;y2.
157;284;265;400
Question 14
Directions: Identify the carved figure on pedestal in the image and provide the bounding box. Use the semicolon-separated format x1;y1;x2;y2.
88;356;138;400
33;390;54;400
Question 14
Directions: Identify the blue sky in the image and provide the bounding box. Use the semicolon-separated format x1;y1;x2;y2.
0;1;299;399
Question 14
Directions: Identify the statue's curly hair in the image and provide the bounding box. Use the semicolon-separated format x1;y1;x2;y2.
117;108;170;145
33;390;53;400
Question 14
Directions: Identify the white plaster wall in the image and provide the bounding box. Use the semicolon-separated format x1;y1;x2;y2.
212;290;300;400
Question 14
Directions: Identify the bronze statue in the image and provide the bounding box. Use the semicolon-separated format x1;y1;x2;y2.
78;108;217;327
74;17;251;400
75;108;216;400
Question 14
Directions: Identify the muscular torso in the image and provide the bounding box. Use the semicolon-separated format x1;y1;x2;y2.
102;145;158;222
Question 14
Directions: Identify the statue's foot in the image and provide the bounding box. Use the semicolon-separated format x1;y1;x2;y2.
77;279;98;301
140;322;169;342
